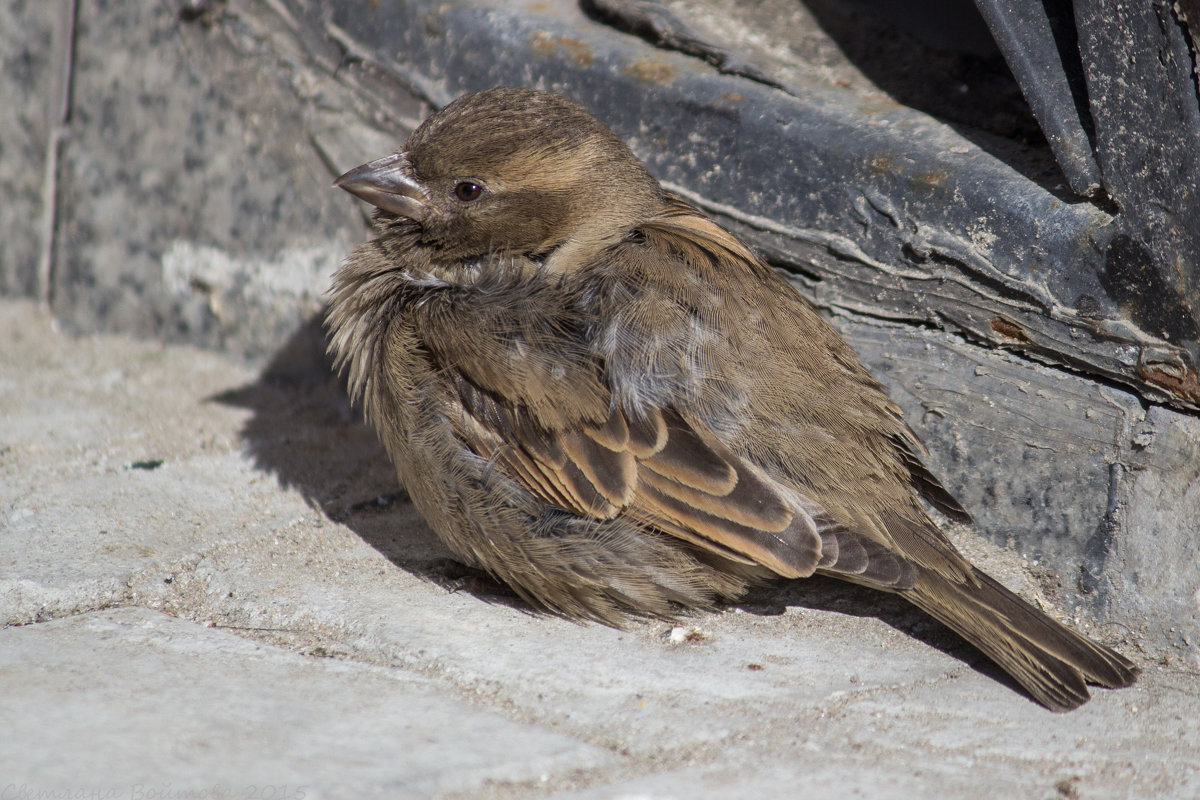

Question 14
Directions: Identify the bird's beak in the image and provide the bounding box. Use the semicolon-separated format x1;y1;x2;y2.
334;152;429;221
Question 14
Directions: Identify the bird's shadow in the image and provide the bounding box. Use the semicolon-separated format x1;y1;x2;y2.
735;576;1020;696
211;312;457;576
212;311;1021;699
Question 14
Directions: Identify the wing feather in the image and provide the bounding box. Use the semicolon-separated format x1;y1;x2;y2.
636;474;822;577
626;408;668;457
451;377;833;578
560;429;637;507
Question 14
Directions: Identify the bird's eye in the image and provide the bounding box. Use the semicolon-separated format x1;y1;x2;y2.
454;181;483;202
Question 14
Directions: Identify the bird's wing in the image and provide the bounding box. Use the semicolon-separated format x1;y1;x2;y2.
450;372;914;588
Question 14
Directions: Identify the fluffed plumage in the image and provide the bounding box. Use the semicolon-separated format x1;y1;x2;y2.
327;87;1136;711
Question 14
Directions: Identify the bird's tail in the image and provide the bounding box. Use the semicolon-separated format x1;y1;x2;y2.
904;567;1138;711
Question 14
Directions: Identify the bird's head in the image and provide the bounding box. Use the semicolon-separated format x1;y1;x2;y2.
335;87;663;265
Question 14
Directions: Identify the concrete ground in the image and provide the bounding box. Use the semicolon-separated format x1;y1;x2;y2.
3;295;1198;799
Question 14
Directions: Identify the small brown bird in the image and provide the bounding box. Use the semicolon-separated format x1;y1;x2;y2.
327;87;1136;710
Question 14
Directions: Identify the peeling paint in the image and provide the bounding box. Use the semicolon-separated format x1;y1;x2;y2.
623;59;677;84
529;31;595;66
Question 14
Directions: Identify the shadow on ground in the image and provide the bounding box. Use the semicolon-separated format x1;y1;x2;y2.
210;312;530;610
213;311;1025;701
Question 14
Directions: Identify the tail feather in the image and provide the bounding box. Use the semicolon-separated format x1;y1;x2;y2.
904;567;1138;712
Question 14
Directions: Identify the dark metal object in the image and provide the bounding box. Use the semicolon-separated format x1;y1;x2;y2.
974;0;1200;404
1073;0;1200;388
971;0;1102;196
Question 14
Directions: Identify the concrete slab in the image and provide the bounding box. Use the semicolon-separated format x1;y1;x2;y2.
0;607;611;798
2;296;1199;798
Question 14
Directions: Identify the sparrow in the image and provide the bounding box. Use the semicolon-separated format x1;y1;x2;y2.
327;87;1136;711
